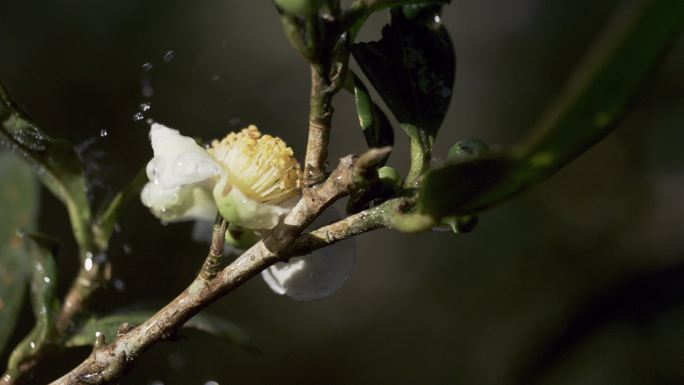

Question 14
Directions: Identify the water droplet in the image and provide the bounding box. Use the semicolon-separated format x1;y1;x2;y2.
113;278;126;292
139;102;151;112
114;223;122;233
146;118;155;125
211;75;221;82
228;117;242;126
43;276;50;284
11;126;48;151
163;50;175;62
147;381;164;385
434;15;441;23
99;129;108;137
30;342;36;349
122;243;132;255
84;258;93;272
142;62;153;71
133;112;144;121
203;381;219;385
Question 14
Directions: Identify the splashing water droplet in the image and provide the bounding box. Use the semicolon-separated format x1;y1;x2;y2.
139;102;151;112
142;62;153;71
163;50;175;62
133;112;144;121
99;129;108;137
113;278;126;292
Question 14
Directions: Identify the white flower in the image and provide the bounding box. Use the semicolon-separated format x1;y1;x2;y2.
140;124;220;222
261;208;356;301
141;123;355;301
208;125;301;230
140;123;301;229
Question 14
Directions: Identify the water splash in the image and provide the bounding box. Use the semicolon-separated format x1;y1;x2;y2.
133;112;144;122
142;62;153;71
163;50;175;62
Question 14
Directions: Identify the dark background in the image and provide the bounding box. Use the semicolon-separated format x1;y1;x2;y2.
2;0;684;384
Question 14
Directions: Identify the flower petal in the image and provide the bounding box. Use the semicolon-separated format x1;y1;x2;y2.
261;208;356;301
147;123;221;189
141;181;216;222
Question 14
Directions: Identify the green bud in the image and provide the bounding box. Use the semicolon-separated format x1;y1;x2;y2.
447;139;490;161
377;166;402;187
225;224;260;249
274;0;325;16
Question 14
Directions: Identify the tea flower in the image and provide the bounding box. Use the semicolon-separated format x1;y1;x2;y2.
140;123;300;229
208;126;301;229
141;123;355;300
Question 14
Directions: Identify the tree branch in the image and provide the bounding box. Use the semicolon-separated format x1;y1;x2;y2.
51;148;391;384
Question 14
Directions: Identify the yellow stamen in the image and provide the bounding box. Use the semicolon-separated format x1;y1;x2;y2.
208;125;301;204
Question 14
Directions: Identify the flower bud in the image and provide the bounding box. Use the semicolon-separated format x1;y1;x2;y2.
447;139;490;161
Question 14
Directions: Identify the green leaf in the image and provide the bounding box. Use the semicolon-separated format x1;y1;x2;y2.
346;0;451;40
352;6;454;180
93;167;147;249
346;72;394;156
23;233;60;335
66;309;256;353
4;233;61;377
0;152;39;356
0;82;92;250
418;0;684;218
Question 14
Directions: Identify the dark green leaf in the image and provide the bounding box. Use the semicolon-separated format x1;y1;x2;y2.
0;82;92;249
418;0;684;218
352;6;454;160
4;234;60;377
66;309;256;353
23;233;60;335
347;72;394;156
0;152;39;356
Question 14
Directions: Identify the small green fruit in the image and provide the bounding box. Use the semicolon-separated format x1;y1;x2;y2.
377;166;402;187
447;139;490;161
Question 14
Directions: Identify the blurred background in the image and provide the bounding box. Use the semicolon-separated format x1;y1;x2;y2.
1;0;684;384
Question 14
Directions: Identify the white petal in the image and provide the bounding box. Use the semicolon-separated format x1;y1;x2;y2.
261;208;356;301
140;181;216;222
147;123;221;189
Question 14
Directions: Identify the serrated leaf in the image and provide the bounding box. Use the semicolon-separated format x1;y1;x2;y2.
418;0;684;218
66;309;256;353
0;152;39;356
352;6;454;158
0;82;92;249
